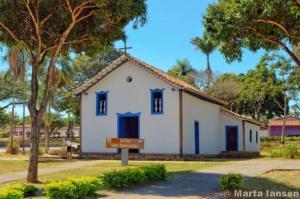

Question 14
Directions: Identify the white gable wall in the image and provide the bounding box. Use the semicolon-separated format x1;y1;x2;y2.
182;92;221;155
81;61;180;154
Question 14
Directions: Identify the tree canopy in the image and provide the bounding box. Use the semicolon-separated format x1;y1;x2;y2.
0;0;147;182
204;0;300;67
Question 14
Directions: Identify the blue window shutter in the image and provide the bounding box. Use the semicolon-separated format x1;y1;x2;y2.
249;130;252;142
256;131;258;143
96;91;109;116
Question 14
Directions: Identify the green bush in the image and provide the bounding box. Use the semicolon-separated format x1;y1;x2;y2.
282;144;298;159
5;141;19;155
270;149;283;158
0;131;9;138
0;186;23;199
45;177;101;199
141;165;166;181
102;165;166;189
8;184;38;197
220;173;243;191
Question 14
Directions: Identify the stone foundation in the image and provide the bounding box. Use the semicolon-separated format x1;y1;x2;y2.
80;152;218;161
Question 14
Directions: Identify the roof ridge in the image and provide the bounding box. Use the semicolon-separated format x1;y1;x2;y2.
73;53;227;105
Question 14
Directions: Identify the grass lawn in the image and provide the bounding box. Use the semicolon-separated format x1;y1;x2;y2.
244;169;300;192
260;139;300;158
0;159;77;175
2;160;225;186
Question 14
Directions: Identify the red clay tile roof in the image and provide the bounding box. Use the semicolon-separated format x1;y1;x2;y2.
73;53;227;106
270;118;300;126
220;107;264;126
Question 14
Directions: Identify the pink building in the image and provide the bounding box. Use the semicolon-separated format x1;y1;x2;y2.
269;117;300;136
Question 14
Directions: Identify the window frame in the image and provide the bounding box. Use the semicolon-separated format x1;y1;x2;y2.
96;91;108;116
150;88;164;115
249;129;252;143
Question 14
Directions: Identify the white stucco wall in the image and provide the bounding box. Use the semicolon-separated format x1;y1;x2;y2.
245;122;260;152
220;112;243;151
81;61;180;154
182;93;221;155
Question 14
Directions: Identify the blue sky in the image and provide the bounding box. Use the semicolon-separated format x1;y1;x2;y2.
0;0;289;116
114;0;268;74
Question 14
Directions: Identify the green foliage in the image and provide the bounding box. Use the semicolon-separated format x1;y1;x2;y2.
168;59;198;87
270;149;283;158
282;144;298;159
220;173;243;191
45;177;102;199
0;130;8;138
204;0;300;67
6;141;19;155
261;136;300;142
0;184;38;199
0;187;23;199
141;165;166;181
102;165;166;189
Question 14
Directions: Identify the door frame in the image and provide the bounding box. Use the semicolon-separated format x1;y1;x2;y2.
194;121;200;154
225;125;238;151
117;112;141;139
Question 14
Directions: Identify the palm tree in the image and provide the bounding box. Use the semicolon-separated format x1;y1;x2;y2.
5;47;27;153
168;59;197;86
191;33;218;87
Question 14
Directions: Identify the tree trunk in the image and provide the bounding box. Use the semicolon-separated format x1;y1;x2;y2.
45;105;51;154
27;116;40;183
22;102;25;153
280;94;287;144
45;126;49;154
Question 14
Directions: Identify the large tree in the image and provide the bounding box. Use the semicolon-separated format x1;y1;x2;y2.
204;0;300;67
0;0;147;182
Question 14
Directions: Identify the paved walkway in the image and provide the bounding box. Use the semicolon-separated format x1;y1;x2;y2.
102;159;300;199
0;159;105;183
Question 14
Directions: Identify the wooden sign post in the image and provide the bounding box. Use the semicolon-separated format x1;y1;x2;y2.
106;138;144;165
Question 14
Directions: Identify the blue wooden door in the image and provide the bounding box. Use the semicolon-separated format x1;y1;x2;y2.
194;121;200;154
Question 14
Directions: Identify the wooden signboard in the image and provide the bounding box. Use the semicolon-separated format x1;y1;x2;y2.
106;138;144;149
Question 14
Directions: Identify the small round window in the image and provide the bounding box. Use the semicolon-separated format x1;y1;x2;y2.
126;76;133;83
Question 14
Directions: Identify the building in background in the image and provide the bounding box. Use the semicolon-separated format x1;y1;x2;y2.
269;117;300;136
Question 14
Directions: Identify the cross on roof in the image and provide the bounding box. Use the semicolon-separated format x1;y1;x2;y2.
119;38;132;53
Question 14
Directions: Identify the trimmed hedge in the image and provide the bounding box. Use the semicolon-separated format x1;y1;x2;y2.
102;165;166;189
220;173;243;191
0;184;38;199
44;177;102;199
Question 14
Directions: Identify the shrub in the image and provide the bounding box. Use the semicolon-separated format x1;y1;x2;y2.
45;181;76;199
270;149;282;158
141;165;166;181
45;177;101;199
220;173;243;191
0;186;23;199
0;131;9;138
5;141;19;154
8;184;38;197
70;177;102;198
102;165;166;189
282;144;298;159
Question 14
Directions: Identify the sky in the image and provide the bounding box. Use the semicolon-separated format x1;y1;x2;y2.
0;0;288;116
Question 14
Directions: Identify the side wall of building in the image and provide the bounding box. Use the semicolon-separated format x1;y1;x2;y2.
182;93;221;155
245;122;260;152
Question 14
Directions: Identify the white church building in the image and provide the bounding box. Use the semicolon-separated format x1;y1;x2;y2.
73;54;262;158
